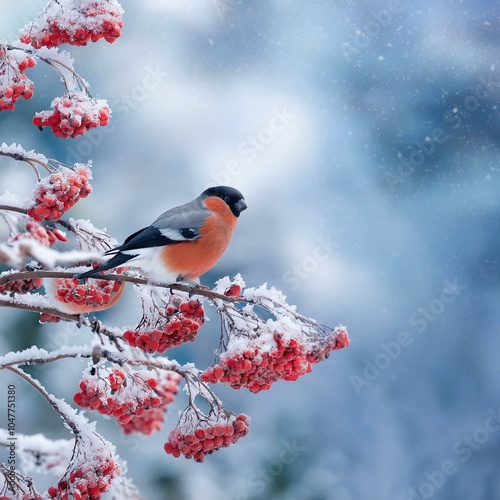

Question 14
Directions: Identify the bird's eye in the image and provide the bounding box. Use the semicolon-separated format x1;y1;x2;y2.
224;196;231;202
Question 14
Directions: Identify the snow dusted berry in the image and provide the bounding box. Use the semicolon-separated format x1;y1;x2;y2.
74;368;166;425
27;164;92;221
47;441;120;500
20;0;124;49
119;371;181;435
33;92;110;138
123;293;205;354
304;326;350;364
202;320;349;393
0;47;35;112
164;406;250;462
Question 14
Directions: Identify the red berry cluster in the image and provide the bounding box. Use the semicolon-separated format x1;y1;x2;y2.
14;220;68;246
0;275;42;295
47;449;120;500
202;325;350;393
33;92;110;138
20;0;124;49
28;164;92;221
164;408;250;462
39;312;63;323
119;371;181;435
74;368;164;425
304;326;350;364
123;294;205;354
0;47;35;112
53;274;123;310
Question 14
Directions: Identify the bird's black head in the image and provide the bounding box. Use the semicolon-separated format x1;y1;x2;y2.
202;186;247;217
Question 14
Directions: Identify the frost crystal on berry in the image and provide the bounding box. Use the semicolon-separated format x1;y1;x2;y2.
28;164;92;221
164;406;250;462
20;0;124;49
0;46;35;112
33;92;110;138
47;436;121;500
74;367;179;431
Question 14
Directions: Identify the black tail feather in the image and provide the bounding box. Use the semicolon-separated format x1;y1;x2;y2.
77;252;135;280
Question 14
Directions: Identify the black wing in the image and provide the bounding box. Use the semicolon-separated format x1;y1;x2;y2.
105;226;178;254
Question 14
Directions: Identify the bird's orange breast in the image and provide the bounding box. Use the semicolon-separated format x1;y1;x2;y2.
161;197;238;280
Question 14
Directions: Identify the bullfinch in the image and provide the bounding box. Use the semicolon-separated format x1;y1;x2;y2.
78;186;247;284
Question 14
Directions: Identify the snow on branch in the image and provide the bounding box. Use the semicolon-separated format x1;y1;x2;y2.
0;236;103;269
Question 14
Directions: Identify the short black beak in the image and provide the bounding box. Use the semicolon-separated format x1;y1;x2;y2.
235;199;247;214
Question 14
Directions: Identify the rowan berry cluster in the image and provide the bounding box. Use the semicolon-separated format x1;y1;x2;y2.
20;0;124;49
47;447;120;500
28;164;92;221
74;368;172;426
51;272;124;311
202;324;350;393
119;371;181;435
0;47;35;112
33;92;110;138
14;220;68;246
123;293;205;354
164;407;250;462
304;326;350;363
0;276;43;295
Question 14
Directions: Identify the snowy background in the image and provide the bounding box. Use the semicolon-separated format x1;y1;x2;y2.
1;1;500;499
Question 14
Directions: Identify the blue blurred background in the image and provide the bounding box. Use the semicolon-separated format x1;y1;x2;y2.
1;1;500;499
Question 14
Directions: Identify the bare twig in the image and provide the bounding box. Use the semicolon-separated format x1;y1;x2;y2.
0;205;27;215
